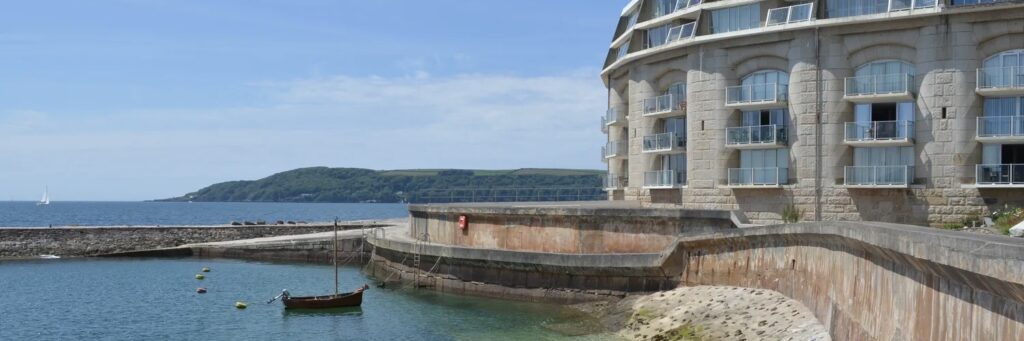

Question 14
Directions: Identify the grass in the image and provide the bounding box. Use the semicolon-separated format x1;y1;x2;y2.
782;204;803;223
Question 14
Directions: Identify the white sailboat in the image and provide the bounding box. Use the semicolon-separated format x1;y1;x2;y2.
37;187;50;206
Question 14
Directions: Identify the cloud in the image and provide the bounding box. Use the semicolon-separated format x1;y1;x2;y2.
1;70;608;200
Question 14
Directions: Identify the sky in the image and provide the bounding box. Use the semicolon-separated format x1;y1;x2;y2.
0;0;623;201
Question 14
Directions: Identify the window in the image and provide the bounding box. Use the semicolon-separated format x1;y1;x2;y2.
984;97;1023;117
616;39;630;61
728;70;789;104
854;147;914;167
666;82;685;100
742;109;787;127
825;0;935;19
980;50;1024;89
848;60;915;95
952;0;1009;6
980;97;1024;137
665;117;686;137
626;10;639;31
654;0;702;18
710;3;760;34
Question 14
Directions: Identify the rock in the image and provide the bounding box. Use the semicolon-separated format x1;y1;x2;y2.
243;221;256;226
276;220;285;225
255;220;267;225
230;221;242;226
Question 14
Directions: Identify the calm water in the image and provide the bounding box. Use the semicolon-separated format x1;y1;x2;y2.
0;258;617;340
0;202;409;227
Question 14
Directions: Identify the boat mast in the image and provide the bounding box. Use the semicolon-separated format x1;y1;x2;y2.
333;218;339;295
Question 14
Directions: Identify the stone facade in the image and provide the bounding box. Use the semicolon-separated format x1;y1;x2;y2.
602;0;1024;226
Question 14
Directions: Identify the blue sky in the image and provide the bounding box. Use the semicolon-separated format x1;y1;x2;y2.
0;0;622;201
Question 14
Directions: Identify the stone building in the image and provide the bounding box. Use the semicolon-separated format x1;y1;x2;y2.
600;0;1024;226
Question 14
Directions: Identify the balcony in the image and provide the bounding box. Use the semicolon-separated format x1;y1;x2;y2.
844;73;914;103
602;141;628;161
725;83;788;110
977;66;1024;96
604;173;628;190
725;125;787;149
766;3;814;27
642;132;686;154
843;120;915;147
844;166;914;188
977;116;1024;143
726;167;788;188
642;94;686;118
601;108;627;133
644;170;686;189
976;164;1024;188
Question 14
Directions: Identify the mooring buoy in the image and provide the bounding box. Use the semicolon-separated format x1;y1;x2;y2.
201;267;211;273
235;301;248;309
196;287;207;294
195;274;205;280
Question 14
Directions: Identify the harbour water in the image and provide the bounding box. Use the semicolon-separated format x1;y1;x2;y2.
0;202;409;228
0;258;619;340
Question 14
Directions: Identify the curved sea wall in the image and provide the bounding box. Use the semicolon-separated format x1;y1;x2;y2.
408;203;737;253
670;222;1024;341
369;204;1024;340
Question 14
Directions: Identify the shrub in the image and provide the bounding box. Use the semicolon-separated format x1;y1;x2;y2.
782;204;803;223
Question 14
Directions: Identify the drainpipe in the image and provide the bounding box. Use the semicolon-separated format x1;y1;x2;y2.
814;27;823;222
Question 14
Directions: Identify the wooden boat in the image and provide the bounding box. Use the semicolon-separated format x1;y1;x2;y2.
282;290;364;309
271;219;368;309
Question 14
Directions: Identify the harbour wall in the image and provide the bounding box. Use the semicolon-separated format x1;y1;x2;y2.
366;204;1024;340
408;203;737;253
0;223;375;259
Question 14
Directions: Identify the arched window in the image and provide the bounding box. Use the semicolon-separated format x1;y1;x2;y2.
850;60;914;95
733;70;788;103
980;50;1024;89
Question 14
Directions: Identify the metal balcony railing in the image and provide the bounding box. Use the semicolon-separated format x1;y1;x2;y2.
844;120;914;142
726;125;787;146
977;116;1024;138
728;167;788;186
977;66;1024;91
845;166;914;186
845;73;914;97
603;173;627;190
643;94;686;116
766;3;814;26
725;83;788;105
644;170;686;188
977;164;1024;186
602;141;627;160
642;132;687;152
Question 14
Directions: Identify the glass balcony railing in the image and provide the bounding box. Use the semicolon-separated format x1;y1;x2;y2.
766;3;814;26
845;73;914;97
602;141;627;160
644;170;686;188
653;0;702;18
844;120;914;142
977;164;1024;186
642;132;687;153
977;116;1024;138
728;167;788;186
726;125;787;146
977;66;1024;91
603;107;626;127
725;83;788;106
642;94;686;116
604;173;627;190
952;0;1015;7
845;166;914;186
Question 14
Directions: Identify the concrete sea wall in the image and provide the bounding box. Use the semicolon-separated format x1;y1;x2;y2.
0;224;372;258
671;222;1024;341
408;203;736;253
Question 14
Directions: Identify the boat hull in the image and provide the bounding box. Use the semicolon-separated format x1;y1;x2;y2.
282;291;363;309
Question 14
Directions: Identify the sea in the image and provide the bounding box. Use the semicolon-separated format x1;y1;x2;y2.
0;201;410;228
0;202;620;340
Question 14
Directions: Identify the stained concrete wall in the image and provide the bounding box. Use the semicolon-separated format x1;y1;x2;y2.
669;222;1024;341
408;203;736;253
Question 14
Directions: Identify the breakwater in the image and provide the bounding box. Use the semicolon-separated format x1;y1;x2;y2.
0;222;381;259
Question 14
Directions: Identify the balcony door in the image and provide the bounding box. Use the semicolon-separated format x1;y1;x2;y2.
854;102;913;139
739;149;788;184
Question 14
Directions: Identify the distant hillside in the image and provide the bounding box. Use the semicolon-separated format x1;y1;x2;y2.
158;167;605;203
